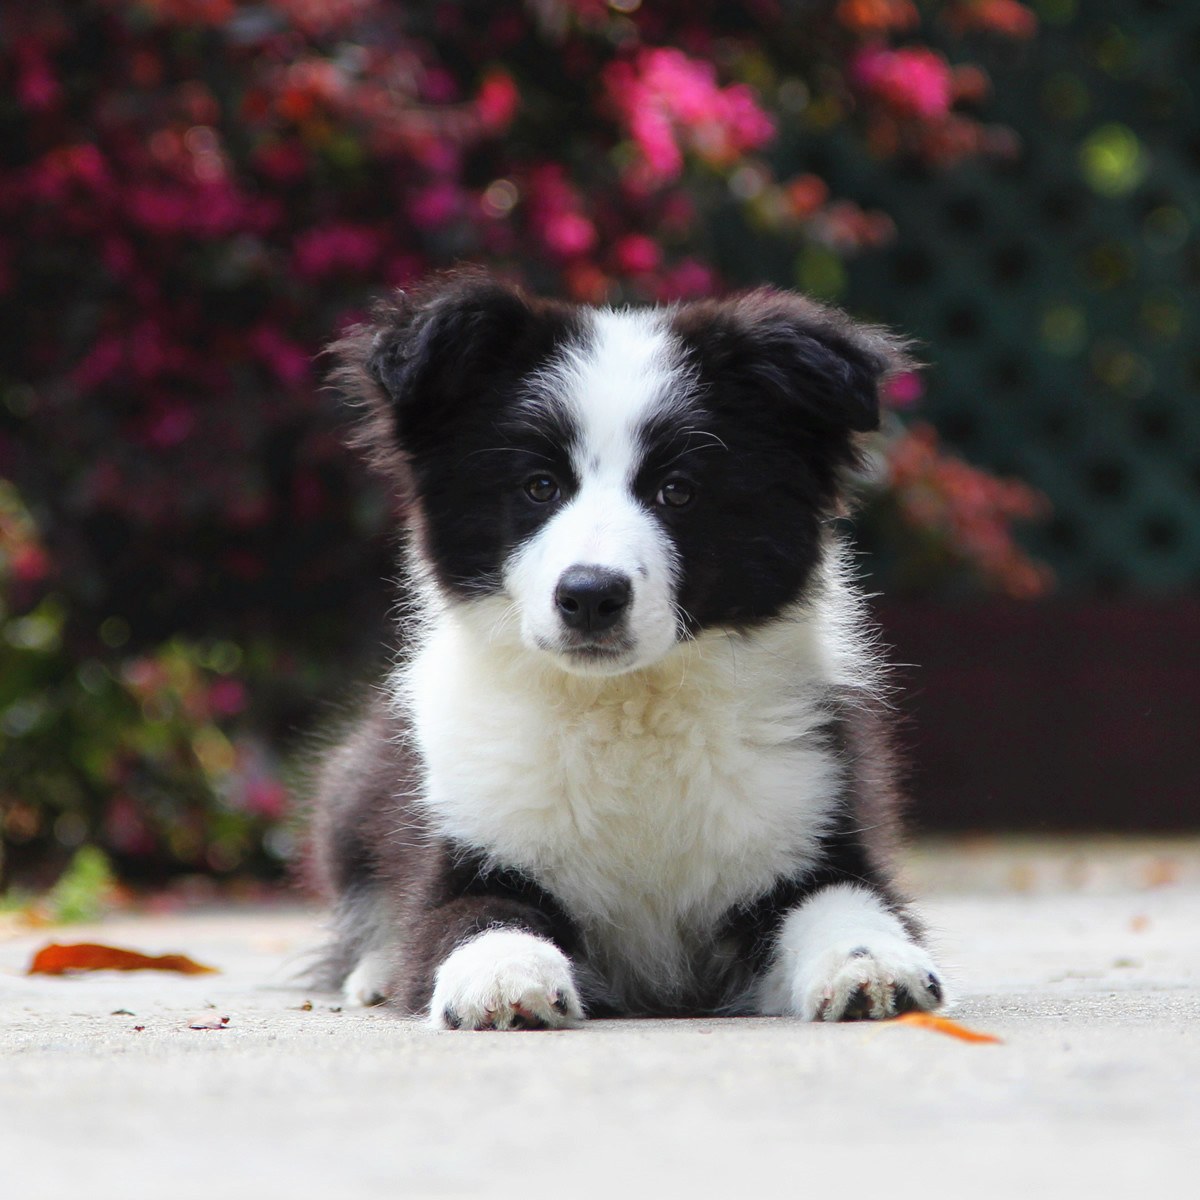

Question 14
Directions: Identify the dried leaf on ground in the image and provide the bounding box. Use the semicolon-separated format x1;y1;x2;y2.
890;1011;1003;1043
26;942;218;976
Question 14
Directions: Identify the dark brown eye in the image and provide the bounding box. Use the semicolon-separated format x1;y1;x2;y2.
524;474;560;503
655;477;695;509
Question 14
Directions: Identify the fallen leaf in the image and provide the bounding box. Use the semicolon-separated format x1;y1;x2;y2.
890;1011;1003;1044
27;942;218;976
1142;857;1179;888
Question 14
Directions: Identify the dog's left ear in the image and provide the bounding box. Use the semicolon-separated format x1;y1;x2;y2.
676;290;912;434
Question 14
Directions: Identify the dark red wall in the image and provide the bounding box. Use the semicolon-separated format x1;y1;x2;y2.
875;600;1200;832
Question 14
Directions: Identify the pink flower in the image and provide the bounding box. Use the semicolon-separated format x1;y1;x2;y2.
127;185;189;234
881;370;925;409
420;67;460;104
654;259;716;301
543;212;596;258
247;779;289;821
24;144;111;204
249;324;312;386
606;49;776;189
630;108;683;179
408;181;464;231
615;234;662;275
144;404;196;449
10;543;50;583
292;223;380;279
15;42;61;112
476;70;520;132
852;46;954;120
272;0;373;37
207;677;247;717
526;165;596;260
252;140;310;184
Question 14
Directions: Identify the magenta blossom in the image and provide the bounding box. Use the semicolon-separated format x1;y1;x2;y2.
606;48;775;189
291;223;380;280
852;45;954;120
615;234;663;275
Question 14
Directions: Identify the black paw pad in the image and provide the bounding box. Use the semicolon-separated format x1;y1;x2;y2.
552;991;570;1015
442;1006;462;1029
841;984;874;1021
926;974;944;1004
509;1004;549;1031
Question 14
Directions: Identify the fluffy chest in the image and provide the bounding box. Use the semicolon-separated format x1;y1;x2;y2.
403;621;843;941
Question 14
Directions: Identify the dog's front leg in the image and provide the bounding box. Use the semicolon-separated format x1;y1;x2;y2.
756;883;945;1021
418;896;584;1032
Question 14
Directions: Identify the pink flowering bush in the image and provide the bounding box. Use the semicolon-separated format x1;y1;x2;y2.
875;424;1053;598
604;48;777;190
0;0;1042;882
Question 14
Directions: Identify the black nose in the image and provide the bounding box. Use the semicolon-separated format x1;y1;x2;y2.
555;566;631;633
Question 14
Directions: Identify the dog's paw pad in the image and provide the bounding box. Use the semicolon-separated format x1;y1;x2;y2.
429;929;583;1031
804;941;944;1022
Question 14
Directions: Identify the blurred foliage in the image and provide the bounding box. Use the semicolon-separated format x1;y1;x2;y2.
824;0;1200;592
42;844;118;923
1;845;118;924
0;0;1050;884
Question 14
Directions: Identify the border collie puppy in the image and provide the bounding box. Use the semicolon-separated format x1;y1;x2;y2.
313;269;945;1030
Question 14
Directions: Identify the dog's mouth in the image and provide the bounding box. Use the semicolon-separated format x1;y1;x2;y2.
563;641;627;661
536;632;638;673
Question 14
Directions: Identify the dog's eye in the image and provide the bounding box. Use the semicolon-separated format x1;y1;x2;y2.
523;474;560;503
655;477;695;509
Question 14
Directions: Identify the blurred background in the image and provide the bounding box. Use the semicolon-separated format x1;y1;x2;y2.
1;0;1196;905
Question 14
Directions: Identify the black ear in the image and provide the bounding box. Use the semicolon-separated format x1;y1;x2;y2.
329;270;575;474
366;275;538;435
675;289;912;434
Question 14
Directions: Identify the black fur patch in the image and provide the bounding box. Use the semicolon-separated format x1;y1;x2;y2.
657;291;907;631
330;271;587;599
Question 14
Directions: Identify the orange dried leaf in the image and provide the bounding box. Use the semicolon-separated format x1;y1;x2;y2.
890;1011;1002;1044
27;942;219;976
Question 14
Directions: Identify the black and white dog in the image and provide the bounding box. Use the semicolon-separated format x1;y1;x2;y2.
313;269;945;1029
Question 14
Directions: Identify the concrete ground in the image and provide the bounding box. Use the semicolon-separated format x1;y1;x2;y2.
2;837;1198;1200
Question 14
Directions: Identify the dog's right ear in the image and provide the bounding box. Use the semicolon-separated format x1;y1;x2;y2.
330;271;568;475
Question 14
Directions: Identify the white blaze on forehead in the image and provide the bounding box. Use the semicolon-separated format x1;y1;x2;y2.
503;307;688;673
542;307;681;483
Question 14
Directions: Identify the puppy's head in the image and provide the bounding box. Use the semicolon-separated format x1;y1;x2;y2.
333;269;907;675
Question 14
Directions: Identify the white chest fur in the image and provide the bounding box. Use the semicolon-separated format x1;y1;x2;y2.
398;592;870;997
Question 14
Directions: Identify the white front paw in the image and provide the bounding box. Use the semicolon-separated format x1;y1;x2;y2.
342;952;391;1008
429;929;583;1031
798;937;945;1022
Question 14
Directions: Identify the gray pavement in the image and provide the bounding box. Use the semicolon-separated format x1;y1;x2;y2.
2;838;1198;1199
